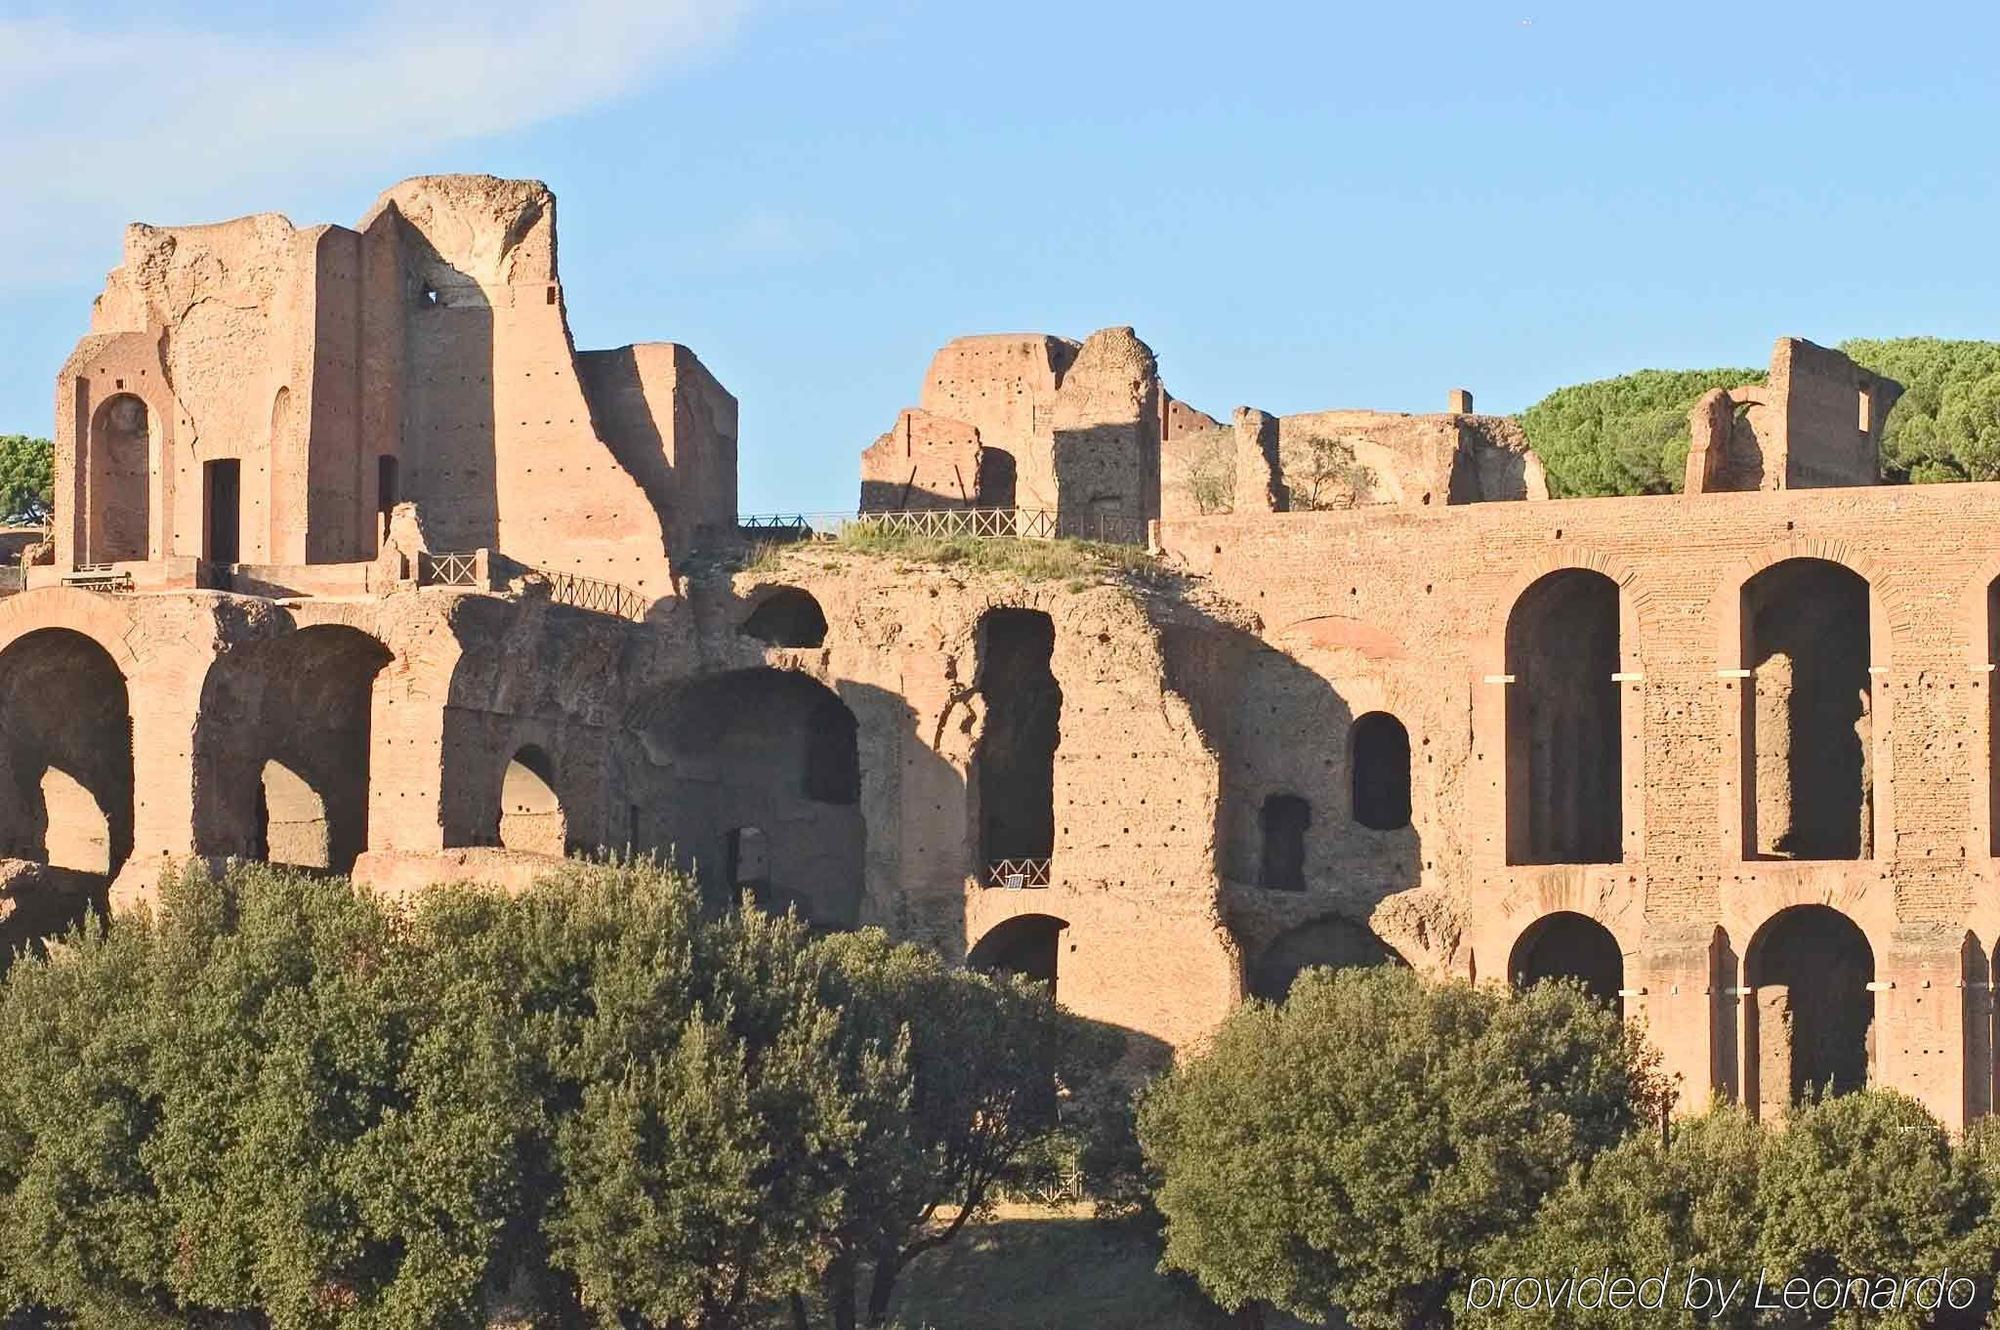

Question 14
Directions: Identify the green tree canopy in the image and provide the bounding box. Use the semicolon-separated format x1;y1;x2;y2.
1514;338;2000;497
1479;1093;1999;1330
0;860;1103;1330
0;436;52;524
1517;369;1764;497
1137;967;1668;1329
1841;338;2000;483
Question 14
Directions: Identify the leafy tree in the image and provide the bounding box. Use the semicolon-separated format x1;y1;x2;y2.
1177;427;1237;514
1517;368;1764;497
0;437;51;525
1474;1105;1766;1330
1841;338;2000;483
802;930;1116;1329
1138;967;1666;1329
1280;433;1377;510
1754;1090;1989;1329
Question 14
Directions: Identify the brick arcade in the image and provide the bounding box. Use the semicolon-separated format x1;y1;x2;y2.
10;174;1995;1128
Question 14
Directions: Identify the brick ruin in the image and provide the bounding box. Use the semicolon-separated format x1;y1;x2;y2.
11;175;2000;1126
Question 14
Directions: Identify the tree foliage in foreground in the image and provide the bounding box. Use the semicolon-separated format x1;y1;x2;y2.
0;861;1106;1330
1137;966;1669;1330
1483;1092;2000;1330
0;436;52;525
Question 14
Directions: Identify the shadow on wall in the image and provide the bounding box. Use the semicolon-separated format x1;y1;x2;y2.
0;628;134;878
1158;603;1422;999
393;214;498;555
619;668;909;931
193;618;393;874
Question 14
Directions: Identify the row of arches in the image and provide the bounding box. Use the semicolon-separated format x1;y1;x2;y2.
1502;557;1876;866
1239;903;1879;1115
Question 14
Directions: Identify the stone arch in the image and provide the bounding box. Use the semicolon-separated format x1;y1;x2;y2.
86;392;151;563
0;628;133;876
971;607;1060;875
1505;567;1624;864
1246;916;1404;1003
968;913;1068;994
1713;539;1900;863
1737;558;1875;860
1509;910;1625;1014
500;744;566;856
625;667;866;926
1350;710;1412;831
1473;551;1646;869
1745;903;1874;1114
195;623;392;873
742;586;829;648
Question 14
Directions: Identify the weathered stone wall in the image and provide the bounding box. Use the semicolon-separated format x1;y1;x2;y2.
1162;476;2000;1127
54;175;736;594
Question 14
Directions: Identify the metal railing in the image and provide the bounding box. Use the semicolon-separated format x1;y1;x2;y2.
985;858;1053;889
736;507;1149;547
542;567;647;620
420;550;648;621
421;551;480;587
62;564;134;593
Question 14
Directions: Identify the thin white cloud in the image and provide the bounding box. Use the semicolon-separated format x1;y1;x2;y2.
0;0;747;287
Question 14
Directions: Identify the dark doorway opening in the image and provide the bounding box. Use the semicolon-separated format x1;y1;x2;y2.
205;458;241;565
377;455;400;516
977;447;1018;510
1351;711;1413;830
1259;793;1310;890
973;609;1060;867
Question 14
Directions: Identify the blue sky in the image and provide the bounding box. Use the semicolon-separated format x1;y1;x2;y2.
3;0;1996;511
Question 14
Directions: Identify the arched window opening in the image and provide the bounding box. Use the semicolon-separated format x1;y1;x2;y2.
87;393;151;564
1247;917;1403;1004
804;694;860;804
196;625;390;874
1743;559;1871;860
1506;569;1622;865
1745;905;1873;1113
257;760;330;868
0;629;133;878
1509;911;1625;1015
972;609;1060;875
626;668;866;928
500;745;565;856
1351;711;1412;830
1259;793;1310;891
968;913;1068;995
977;447;1018;510
743;587;829;648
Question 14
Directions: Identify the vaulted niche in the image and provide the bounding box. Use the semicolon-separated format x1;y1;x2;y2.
971;609;1061;876
1505;569;1622;865
1742;559;1871;860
